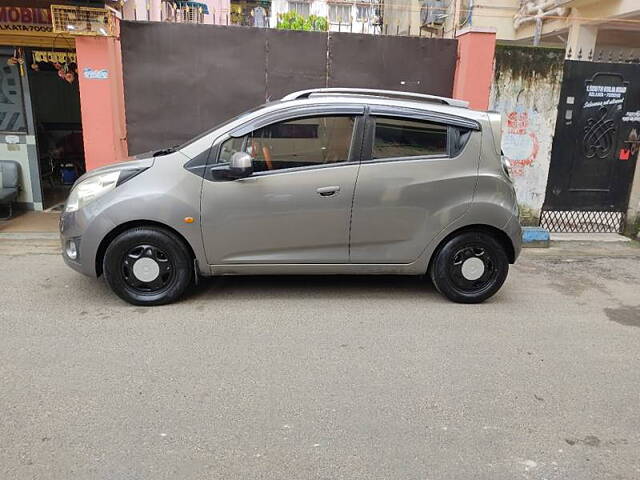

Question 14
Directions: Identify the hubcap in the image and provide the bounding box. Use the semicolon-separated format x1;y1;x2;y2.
121;244;174;293
461;257;485;280
450;245;496;293
132;257;160;282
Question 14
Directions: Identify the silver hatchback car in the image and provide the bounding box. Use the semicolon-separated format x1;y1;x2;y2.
60;88;521;306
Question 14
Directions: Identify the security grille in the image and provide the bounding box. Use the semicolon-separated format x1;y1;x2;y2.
539;210;626;233
51;4;115;36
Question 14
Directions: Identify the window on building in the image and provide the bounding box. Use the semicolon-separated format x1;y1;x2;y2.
181;5;206;23
162;1;206;23
329;3;352;24
288;1;310;17
219;116;356;172
372;117;447;159
0;62;26;133
356;4;371;21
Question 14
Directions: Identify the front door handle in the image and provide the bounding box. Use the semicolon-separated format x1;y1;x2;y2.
316;186;340;197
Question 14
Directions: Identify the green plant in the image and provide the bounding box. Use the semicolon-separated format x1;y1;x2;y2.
276;11;329;31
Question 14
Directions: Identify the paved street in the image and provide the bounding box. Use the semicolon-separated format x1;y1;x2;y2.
1;237;640;480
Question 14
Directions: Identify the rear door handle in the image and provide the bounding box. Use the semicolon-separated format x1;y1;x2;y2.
316;186;340;197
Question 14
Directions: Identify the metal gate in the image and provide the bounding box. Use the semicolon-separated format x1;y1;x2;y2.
120;22;458;155
541;59;640;232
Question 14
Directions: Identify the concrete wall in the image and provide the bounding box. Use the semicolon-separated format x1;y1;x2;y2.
453;28;496;110
489;45;565;224
75;30;128;171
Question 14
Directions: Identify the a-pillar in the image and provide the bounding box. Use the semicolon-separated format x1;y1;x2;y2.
452;27;497;111
74;28;128;171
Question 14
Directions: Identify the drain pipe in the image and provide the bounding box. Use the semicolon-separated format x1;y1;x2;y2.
514;1;569;46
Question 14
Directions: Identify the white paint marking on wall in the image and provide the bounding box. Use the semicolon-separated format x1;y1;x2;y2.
83;68;109;80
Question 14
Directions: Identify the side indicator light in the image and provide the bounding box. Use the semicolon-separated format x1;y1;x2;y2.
184;217;195;224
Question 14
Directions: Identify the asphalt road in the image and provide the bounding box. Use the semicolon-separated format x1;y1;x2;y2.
1;238;640;480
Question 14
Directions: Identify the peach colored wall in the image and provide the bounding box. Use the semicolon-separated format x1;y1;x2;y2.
75;31;128;171
453;28;497;111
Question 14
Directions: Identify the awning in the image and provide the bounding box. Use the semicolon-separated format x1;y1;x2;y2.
174;1;210;14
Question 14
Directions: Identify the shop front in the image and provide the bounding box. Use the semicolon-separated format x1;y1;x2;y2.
0;2;125;212
0;4;82;210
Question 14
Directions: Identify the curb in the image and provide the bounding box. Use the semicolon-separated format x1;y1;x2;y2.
522;226;550;248
0;232;59;240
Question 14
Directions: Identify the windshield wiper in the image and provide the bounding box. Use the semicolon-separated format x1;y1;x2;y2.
152;145;178;157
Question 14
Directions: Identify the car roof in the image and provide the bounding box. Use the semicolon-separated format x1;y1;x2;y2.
274;88;488;122
281;88;470;108
179;89;489;159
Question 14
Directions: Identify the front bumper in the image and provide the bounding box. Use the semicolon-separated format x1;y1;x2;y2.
59;208;116;277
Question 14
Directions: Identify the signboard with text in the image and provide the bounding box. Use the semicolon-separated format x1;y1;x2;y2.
0;7;53;35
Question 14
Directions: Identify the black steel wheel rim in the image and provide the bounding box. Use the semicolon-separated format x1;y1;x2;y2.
449;244;497;293
121;244;175;293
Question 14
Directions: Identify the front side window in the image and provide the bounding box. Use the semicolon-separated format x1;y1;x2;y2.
329;3;352;24
372;117;447;159
289;1;310;17
219;115;355;173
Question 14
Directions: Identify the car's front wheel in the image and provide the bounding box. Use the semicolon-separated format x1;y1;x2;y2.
430;231;509;304
103;226;193;306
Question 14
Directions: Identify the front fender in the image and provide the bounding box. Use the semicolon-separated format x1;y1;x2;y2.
62;154;208;277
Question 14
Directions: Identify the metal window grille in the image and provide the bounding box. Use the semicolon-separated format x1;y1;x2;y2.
161;2;206;24
51;4;115;36
540;210;626;233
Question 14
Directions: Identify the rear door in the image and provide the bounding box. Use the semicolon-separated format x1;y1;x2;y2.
349;109;479;263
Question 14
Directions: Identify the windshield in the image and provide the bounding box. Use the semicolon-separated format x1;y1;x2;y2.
176;103;272;151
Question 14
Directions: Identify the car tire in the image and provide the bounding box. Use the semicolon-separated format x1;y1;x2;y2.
103;226;193;306
430;231;509;304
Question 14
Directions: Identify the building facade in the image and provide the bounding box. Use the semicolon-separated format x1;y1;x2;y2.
269;0;382;33
120;0;229;25
384;0;640;56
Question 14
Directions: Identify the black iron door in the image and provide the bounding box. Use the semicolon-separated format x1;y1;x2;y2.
542;60;640;232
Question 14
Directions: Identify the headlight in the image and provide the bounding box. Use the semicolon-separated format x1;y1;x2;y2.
65;171;121;213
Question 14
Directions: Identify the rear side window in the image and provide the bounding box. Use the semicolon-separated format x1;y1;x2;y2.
372;117;447;159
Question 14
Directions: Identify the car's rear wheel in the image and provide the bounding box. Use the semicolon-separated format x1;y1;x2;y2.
430;231;509;304
103;226;192;306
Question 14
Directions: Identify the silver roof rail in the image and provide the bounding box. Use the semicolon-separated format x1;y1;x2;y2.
281;88;469;108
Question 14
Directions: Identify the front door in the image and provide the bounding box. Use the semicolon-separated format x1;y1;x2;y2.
201;114;361;264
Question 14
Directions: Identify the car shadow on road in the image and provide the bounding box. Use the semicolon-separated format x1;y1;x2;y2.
184;274;442;302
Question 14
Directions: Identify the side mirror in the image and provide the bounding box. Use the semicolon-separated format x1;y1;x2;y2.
229;152;253;179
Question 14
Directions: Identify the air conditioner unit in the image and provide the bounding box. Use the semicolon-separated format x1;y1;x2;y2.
420;0;448;28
